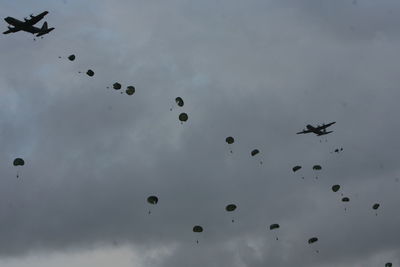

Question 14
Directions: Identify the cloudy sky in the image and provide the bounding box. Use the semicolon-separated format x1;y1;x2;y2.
1;0;400;266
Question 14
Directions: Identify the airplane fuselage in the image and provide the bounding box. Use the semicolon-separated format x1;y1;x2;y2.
4;17;40;34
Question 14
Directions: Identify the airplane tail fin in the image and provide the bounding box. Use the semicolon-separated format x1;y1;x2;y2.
36;21;54;37
41;21;48;31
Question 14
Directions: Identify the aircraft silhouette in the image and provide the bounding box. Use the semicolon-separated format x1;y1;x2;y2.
3;11;54;37
296;122;336;136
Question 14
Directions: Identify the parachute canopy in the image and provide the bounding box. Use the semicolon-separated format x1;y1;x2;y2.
175;97;184;107
147;196;158;205
269;224;280;230
113;82;122;90
332;185;340;192
86;69;94;77
312;165;322;170
126;86;135;95
385;263;392;267
225;204;237;212
251;149;260;156
193;225;203;233
292;165;302;172
308;237;318;244
13;158;24;166
342;197;350;202
68;54;75;61
225;136;234;144
179;113;188;122
372;203;380;210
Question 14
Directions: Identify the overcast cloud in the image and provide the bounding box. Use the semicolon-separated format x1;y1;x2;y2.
0;0;400;266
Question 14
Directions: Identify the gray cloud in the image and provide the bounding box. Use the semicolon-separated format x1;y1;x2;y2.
0;0;400;266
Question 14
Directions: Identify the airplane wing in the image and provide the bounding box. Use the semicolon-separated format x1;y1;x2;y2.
3;26;20;34
316;122;336;130
296;129;312;134
23;11;48;26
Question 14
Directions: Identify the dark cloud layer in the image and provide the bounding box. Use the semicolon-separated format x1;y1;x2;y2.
0;0;400;266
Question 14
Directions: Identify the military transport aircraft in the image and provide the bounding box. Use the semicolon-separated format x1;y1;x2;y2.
3;11;54;37
296;122;336;136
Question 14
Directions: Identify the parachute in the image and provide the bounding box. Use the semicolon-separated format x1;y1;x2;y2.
332;185;340;192
68;54;75;61
312;165;322;179
86;69;94;77
147;195;158;214
226;204;237;222
225;204;237;212
225;136;234;145
67;54;75;61
292;165;302;172
193;225;203;232
373;203;380;216
251;149;262;164
308;237;319;253
312;165;322;170
251;149;260;156
13;158;25;166
225;136;235;153
341;197;350;212
147;196;158;205
193;225;203;243
385;263;392;267
126;86;135;95
269;224;280;230
175;97;184;107
113;82;122;90
179;113;188;123
270;224;280;240
342;197;350;202
13;158;24;178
